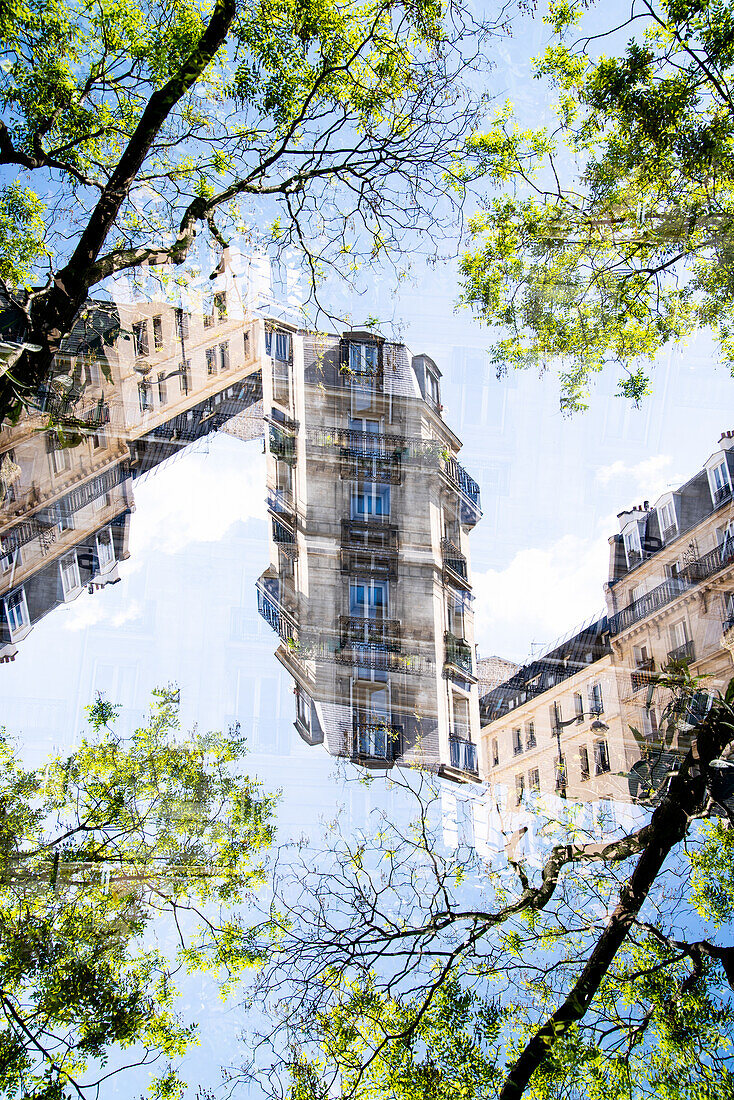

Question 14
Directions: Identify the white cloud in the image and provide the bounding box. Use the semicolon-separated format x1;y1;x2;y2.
472;533;610;664
130;433;266;556
595;454;674;499
63;596;143;633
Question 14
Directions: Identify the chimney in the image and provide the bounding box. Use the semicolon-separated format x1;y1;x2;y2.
720;430;734;444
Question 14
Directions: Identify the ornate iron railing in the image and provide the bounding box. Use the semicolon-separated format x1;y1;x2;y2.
353;721;402;760
610;541;734;635
714;484;732;506
440;456;481;526
340;450;402;484
256;581;298;645
444;630;473;675
339;616;401;650
449;738;478;773
441;536;468;583
667;639;695;664
269;423;296;465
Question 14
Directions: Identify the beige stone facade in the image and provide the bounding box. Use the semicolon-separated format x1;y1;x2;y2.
0;277;262;659
256;327;484;777
480;432;734;808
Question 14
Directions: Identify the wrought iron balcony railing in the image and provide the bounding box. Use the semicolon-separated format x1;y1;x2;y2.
610;540;734;635
269;423;296;465
272;517;297;559
353;720;402;761
340;450;402;484
441;536;469;586
714;483;732;506
339;616;401;650
630;658;656;693
662;524;678;544
449;738;478;774
256;580;298;645
440;456;481;527
267;488;294;522
444;630;473;676
667;639;695;664
340;519;399;578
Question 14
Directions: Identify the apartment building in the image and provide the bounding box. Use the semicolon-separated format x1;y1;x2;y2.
256;325;484;778
0;281;262;659
480;432;734;808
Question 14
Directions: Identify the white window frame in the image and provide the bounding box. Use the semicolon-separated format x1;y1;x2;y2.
707;453;732;505
350;482;390;519
4;587;29;638
96;527;115;572
657;497;677;540
623;524;642;568
60;552;82;599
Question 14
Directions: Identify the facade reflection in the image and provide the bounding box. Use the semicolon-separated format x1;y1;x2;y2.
481;432;734;808
257;326;484;778
0;279;262;660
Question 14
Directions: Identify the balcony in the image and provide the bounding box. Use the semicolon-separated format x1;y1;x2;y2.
267;488;294;524
630;658;656;694
341;519;399;579
440;457;481;528
353;720;402;761
662;524;678;544
667;639;695;665
340;450;402;484
714;483;732;507
610;540;734;636
256;579;298;646
272;517;297;559
449;738;478;774
626;548;643;569
269;423;296;466
340;616;400;650
441;537;470;590
444;630;473;676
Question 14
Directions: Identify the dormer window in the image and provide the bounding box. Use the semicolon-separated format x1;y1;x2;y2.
709;458;732;507
349;342;378;378
426;370;441;410
658;498;678;543
623;526;642;570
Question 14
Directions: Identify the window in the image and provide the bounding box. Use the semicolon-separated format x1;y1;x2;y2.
219;342;230;372
214;291;227;321
175;308;189;339
555;755;567;791
60;552;81;598
206;347;217;376
529;767;540;792
55;505;74;533
624;526;642;567
153;315;163;350
51;444;71;476
243;329;250;357
512;728;523;756
157;372;168;405
658;499;677;539
92;430;105;450
179;360;191;396
550;701;562;731
203;299;215;328
574;693;584;720
5;589;29;636
349;580;388;620
589;683;604;715
446;589;467;639
273;358;290;403
579;745;590;781
1;547;18;574
350;482;390;519
711;459;732;503
669;618;689;654
491;738;499;767
515;773;525;806
349;342;378;377
427;371;440;409
525;721;536;748
138;381;152;413
642;708;659;740
452;694;470;740
133;320;149;357
96;528;115;571
275;331;291;361
594;740;611;775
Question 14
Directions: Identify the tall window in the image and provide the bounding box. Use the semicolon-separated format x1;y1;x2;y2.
515;773;525;806
214;291;227;321
138;381;152;413
491;738;499;767
528;767;540;792
589;683;604;714
574;692;584;720
512;728;523;756
350;482;390;519
579;745;590;781
96;528;115;570
153;315;163;350
349;343;378;377
175;308;189;339
206;347;217;376
133;320;149;357
711;459;731;497
594;739;611;775
179;360;192;395
219;342;230;372
5;589;28;635
157;372;168;405
60;552;81;598
659;499;677;537
50;442;71;476
525;721;536;748
452;694;470;740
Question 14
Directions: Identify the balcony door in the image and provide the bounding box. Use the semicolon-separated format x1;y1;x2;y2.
352;680;392;757
350;481;390;520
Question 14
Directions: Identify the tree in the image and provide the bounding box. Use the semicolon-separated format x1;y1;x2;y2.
459;0;734;411
0;686;275;1100
243;676;734;1100
0;0;504;421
